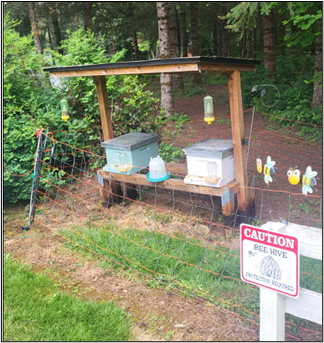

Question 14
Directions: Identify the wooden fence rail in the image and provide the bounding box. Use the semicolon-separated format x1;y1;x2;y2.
259;221;322;341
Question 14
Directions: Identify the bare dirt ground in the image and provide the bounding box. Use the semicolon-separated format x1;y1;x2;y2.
4;81;322;341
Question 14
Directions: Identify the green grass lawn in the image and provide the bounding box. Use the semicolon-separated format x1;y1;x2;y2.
3;255;133;341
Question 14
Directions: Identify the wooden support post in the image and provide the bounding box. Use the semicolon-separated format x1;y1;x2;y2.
221;189;235;237
259;288;286;341
94;75;125;203
93;76;114;141
228;71;250;224
98;179;111;208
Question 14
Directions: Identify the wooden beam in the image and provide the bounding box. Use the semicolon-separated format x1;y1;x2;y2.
49;63;200;78
98;169;239;197
199;63;255;73
93;76;114;141
48;62;257;78
228;71;249;223
286;287;322;325
261;221;322;261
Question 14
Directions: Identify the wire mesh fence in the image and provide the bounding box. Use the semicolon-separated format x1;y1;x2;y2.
4;106;323;341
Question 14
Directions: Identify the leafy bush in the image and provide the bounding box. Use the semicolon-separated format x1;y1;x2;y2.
4;17;161;203
241;53;322;130
158;142;184;163
4;15;61;203
50;28;164;139
202;73;228;85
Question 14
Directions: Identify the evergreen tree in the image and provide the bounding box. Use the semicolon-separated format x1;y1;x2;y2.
169;4;184;92
281;2;322;109
82;2;93;32
179;3;188;57
27;2;42;53
212;2;218;56
157;2;174;116
263;7;275;78
190;2;202;83
50;5;63;54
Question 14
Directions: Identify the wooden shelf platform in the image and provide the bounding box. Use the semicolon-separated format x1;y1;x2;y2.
98;166;239;197
97;162;244;234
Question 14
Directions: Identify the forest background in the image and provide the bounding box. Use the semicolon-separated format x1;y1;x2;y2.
3;1;323;203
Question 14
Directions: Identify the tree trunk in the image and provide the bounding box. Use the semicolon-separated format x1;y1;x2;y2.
221;7;230;57
247;30;253;58
157;2;174;116
110;23;116;54
280;12;286;56
51;11;63;55
263;11;275;79
169;6;184;92
190;2;202;83
129;2;139;61
46;18;52;49
27;2;42;54
179;3;187;57
222;26;230;57
241;25;246;58
212;3;218;56
156;45;160;58
175;6;181;54
312;33;322;109
273;7;277;51
258;3;263;52
253;28;257;57
82;2;93;32
132;28;139;60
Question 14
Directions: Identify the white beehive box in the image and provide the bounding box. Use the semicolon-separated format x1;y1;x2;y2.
183;138;235;188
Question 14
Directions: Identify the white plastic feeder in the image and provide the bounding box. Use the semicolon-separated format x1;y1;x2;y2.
146;155;170;182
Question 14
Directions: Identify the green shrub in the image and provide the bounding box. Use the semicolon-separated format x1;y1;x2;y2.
4;17;161;203
158;142;184;163
202;73;227;85
241;53;322;134
4;15;61;203
50;29;164;138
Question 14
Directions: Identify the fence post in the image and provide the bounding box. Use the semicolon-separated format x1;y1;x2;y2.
259;221;287;341
260;288;286;341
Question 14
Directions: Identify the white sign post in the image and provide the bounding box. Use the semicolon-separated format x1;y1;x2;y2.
240;223;299;341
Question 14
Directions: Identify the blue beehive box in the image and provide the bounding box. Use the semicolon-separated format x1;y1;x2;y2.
101;132;160;175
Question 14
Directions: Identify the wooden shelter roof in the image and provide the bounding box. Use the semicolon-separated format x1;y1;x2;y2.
43;56;261;77
44;56;261;216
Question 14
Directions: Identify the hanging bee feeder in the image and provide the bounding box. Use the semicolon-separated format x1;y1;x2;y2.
204;95;215;125
60;99;70;121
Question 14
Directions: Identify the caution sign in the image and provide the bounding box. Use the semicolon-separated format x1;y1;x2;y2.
240;224;299;298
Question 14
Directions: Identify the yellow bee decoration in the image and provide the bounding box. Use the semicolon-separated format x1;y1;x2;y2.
301;166;317;195
256;158;262;173
287;167;300;185
263;156;276;184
